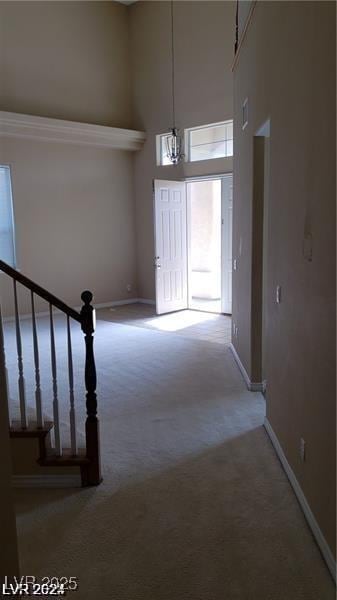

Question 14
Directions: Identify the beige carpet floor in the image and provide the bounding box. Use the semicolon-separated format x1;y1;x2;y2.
100;303;233;345
9;306;335;599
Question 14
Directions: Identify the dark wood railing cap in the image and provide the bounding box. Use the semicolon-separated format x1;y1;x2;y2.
81;290;93;304
0;259;81;323
80;290;95;335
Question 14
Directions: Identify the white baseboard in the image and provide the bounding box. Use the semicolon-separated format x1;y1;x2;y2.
94;298;140;309
4;310;54;323
12;474;81;488
3;298;155;322
229;343;264;392
88;298;156;308
137;298;156;305
264;417;336;582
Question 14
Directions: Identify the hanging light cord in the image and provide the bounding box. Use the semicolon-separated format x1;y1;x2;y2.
170;0;176;128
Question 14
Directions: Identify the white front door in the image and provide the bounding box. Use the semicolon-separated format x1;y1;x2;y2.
154;179;188;315
221;174;233;314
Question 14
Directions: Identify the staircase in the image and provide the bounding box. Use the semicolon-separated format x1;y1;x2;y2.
0;259;102;486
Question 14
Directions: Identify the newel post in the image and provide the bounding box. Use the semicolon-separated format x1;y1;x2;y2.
80;291;102;486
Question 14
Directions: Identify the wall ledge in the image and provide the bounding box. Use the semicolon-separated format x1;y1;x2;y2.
0;111;146;151
229;343;264;391
232;1;257;72
264;417;337;583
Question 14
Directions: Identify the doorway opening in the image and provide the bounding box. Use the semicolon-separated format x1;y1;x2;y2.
187;179;221;313
251;119;270;390
187;176;232;314
153;175;233;317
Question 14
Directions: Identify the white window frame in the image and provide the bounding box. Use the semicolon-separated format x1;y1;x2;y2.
184;120;233;163
0;164;17;268
156;132;173;166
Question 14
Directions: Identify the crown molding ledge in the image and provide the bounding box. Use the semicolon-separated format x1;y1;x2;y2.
0;111;146;151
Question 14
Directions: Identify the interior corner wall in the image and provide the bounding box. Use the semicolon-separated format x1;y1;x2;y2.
232;1;336;556
129;1;236;300
0;138;138;316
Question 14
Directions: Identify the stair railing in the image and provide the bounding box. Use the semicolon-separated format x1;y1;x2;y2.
0;259;102;486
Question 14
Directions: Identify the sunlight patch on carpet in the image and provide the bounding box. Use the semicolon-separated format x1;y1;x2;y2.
146;310;218;332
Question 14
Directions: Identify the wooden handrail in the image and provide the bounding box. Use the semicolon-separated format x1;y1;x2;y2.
1;259;102;486
0;259;81;322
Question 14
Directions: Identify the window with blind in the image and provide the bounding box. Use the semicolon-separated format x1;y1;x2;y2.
0;166;16;267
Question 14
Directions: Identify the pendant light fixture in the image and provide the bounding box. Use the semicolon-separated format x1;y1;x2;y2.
166;0;184;165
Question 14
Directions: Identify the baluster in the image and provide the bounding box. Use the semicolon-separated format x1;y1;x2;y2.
31;292;43;428
80;290;101;485
67;315;77;456
0;301;11;427
13;280;27;428
49;304;61;455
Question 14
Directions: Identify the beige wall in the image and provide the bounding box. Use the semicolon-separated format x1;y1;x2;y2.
233;1;336;555
0;1;139;315
0;0;235;306
129;1;235;299
0;138;138;316
0;1;132;128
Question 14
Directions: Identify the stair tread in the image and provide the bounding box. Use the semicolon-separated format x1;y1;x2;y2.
10;421;54;438
39;449;89;467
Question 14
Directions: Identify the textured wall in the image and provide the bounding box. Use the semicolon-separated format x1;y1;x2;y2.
232;1;336;555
